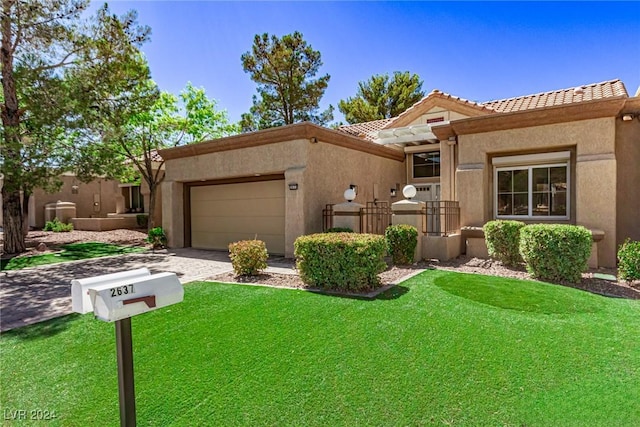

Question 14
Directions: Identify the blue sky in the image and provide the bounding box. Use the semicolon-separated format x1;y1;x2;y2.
89;1;640;124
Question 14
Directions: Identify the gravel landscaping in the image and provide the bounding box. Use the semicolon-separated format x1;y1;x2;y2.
3;229;638;299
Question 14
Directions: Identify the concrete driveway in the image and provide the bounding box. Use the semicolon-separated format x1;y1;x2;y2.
0;248;293;332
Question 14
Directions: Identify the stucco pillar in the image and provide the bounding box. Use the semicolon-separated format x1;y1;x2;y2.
456;166;485;227
162;181;184;248
391;199;426;262
575;157;617;268
333;202;364;232
285;166;306;258
440;138;457;201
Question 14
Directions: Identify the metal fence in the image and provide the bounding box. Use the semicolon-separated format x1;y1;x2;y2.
360;201;392;235
423;201;460;236
322;204;334;232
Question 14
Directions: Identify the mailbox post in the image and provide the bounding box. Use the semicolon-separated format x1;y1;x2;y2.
72;271;183;427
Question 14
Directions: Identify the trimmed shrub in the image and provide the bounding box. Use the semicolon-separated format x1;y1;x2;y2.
146;227;167;249
294;232;387;291
43;217;73;232
618;239;640;282
325;227;353;233
483;220;525;266
519;224;592;283
228;240;268;276
136;214;149;228
385;224;418;265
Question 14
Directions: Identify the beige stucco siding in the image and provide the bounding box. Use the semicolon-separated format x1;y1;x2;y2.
304;140;405;234
616;117;640;247
457;117;618;267
31;176;119;228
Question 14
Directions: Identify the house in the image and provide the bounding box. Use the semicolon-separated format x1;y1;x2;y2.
158;79;640;268
0;172;160;231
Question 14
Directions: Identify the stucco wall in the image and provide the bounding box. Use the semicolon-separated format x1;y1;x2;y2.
304;140;405;234
616;117;640;246
162;139;310;253
456;117;618;267
161;137;405;257
31;176;119;228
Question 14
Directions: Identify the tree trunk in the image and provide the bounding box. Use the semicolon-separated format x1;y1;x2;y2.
146;184;157;232
1;0;26;253
2;189;26;253
21;191;30;237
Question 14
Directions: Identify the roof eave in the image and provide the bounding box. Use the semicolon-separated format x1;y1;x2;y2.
442;97;627;136
159;122;405;162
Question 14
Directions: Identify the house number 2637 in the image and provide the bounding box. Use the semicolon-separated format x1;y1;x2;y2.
110;284;135;298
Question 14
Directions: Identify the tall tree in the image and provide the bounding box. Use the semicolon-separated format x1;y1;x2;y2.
338;71;425;124
1;1;151;253
89;82;239;230
240;31;333;132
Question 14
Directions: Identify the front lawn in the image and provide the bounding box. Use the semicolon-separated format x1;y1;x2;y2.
2;271;639;425
0;242;146;271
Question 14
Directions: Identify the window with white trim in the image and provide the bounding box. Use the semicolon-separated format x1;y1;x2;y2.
493;152;570;220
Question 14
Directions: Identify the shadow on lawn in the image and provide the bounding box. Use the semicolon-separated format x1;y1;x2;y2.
434;274;604;315
2;313;81;341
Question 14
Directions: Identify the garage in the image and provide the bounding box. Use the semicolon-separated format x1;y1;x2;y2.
189;178;286;255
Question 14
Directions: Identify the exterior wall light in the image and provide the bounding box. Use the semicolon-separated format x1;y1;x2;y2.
622;114;634;121
349;184;358;194
288;182;298;190
403;184;417;200
344;188;356;202
390;188;397;197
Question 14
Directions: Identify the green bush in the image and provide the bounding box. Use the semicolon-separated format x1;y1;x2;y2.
618;239;640;282
136;214;149;228
146;227;167;249
483;220;526;266
325;227;353;233
43;217;73;232
228;240;268;276
519;224;592;283
294;232;387;291
385;224;418;265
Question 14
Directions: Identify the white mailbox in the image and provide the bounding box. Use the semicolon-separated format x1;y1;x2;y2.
71;268;151;314
88;272;183;322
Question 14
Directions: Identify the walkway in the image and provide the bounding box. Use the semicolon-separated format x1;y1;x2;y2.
0;248;295;332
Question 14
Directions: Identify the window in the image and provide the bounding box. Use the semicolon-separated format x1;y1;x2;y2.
413;152;440;178
121;185;144;212
493;152;570;220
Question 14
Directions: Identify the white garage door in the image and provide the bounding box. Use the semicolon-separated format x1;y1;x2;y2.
190;180;286;255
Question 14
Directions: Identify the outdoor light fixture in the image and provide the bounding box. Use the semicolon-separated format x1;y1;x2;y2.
288;182;298;191
403;185;417;200
344;188;356;202
349;184;358;194
71;185;79;194
622;114;634;121
390;188;397;197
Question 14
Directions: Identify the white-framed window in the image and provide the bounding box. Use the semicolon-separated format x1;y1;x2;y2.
493;152;570;220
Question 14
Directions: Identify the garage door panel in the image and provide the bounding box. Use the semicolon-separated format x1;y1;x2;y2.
192;232;285;255
190;179;285;255
191;198;284;218
191;215;285;235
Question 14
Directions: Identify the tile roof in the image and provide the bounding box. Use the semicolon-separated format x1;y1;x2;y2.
337;118;396;142
482;79;628;113
337;79;628;141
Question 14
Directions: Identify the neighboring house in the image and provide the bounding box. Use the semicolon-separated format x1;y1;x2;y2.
159;79;639;268
0;171;161;231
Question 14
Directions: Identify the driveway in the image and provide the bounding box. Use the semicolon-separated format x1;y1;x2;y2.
0;248;294;332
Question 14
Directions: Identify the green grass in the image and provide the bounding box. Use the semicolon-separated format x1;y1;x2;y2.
0;242;146;271
2;271;639;426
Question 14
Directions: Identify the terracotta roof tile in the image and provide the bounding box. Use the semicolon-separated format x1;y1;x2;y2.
483;79;628;113
337;118;396;142
337;79;628;141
